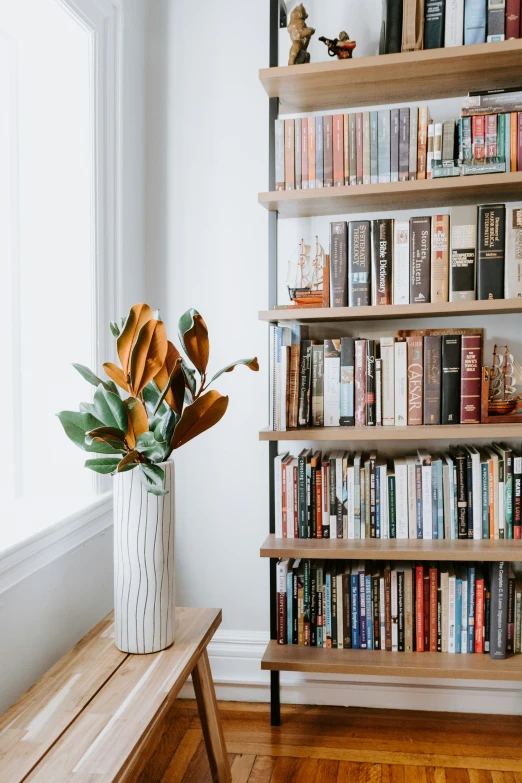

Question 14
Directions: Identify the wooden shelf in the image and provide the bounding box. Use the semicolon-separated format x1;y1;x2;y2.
260;534;522;562
261;640;522;680
259;423;522;442
259;40;522;114
259;298;522;324
259;172;522;219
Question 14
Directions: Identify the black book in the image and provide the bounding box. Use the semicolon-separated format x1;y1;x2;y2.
342;569;352;649
437;584;442;652
453;448;468;539
348;220;371;306
366;340;376;426
370;219;393;305
328;453;337;541
372;574;380;649
424;0;445;48
477;204;506;300
298;449;310;539
381;0;403;53
489;561;508;659
369;452;377;538
423;335;442;425
398;570;405;652
310;452;319;538
465;448;474;539
303;559;311;645
340;337;355;426
330;221;348;307
292;563;299;644
297;340;312;427
410;216;431;304
331;562;338;648
441;334;461;424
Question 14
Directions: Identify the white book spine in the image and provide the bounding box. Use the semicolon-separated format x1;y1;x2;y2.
427;124;434;177
461;579;468;654
498;478;505;539
421;465;433;539
336;573;344;647
445;0;464;46
395;461;409;539
354;456;361;539
286;463;294;539
322;463;329;537
407;459;417;539
471;452;482;540
348;466;355;539
380;465;389;539
434;123;442;161
324;356;341;426
360;469;366;539
394;342;407;426
448;574;456;653
381;337;395;425
393;221;410;305
391;570;398;652
274;455;284;538
379;576;386;643
505;204;522;299
279;347;288;431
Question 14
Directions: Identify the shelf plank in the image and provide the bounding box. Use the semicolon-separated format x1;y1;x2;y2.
261;640;522;680
260;534;522;561
259;423;522;442
259;40;522;113
259;299;522;323
258;172;522;219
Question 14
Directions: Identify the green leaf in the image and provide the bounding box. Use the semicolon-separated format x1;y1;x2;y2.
93;385;128;431
109;321;120;337
136;431;165;462
181;361;197;401
79;401;98;417
84;457;121;474
73;363;114;393
139;463;168;495
153;358;182;414
207;357;259;385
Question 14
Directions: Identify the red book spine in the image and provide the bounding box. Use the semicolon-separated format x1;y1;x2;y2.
282;462;287;538
406;336;423;426
475;578;485;653
416;566;425;652
355;340;367;427
506;0;520;38
472;115;485;161
460;334;482;424
518;113;522;172
316;468;323;540
293;466;299;538
301;120;309;188
429;567;438;652
308;117;316;187
423;574;430;651
333;114;344;186
356;112;363;185
485;114;498;159
322;461;329;538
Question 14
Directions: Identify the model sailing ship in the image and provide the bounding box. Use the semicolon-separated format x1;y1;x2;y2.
287;236;326;307
488;344;522;416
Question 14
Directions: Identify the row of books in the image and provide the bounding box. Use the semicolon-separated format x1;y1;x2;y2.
277;558;518;661
274;443;521;541
272;329;482;431
274;110;521;191
381;0;519;55
327;206;521;309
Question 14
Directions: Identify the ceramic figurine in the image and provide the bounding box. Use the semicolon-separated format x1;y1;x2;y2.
288;4;315;65
319;31;356;59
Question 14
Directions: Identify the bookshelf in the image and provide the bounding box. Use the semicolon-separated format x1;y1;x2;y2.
262;6;522;725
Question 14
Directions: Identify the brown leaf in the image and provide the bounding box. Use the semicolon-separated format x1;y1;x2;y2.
88;426;126;447
154;358;184;414
117;451;140;471
124;397;149;449
129;320;168;396
103;362;130;392
154;341;181;408
116;303;154;376
170;390;228;451
226;357;259;372
182;313;209;373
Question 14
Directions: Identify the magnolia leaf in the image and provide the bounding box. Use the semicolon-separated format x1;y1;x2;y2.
178;309;209;373
154;341;181;409
136;430;166;462
126;397;149;437
117;303;154;376
208;357;259;385
103;362;129;392
181;360;197;401
72;363;115;393
109;321;120;338
170;390;228;451
85;457;121;474
93;385;128;432
140;463;168;496
79;401;98;417
117;450;140;471
57;411;123;454
129;320;168;396
154;358;182;414
88;426;126;442
161;408;178;445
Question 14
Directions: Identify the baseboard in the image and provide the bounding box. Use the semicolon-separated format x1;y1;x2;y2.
178;629;522;715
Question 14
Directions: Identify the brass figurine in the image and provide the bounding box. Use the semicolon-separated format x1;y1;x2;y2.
288;4;315;65
319;31;356;59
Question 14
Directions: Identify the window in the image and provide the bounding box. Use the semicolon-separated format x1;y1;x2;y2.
0;0;120;549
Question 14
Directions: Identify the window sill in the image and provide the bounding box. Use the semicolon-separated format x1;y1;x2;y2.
0;492;113;595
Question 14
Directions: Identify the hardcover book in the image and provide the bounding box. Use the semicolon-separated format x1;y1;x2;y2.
399;108;410;181
302;119;309;188
410;216;431;303
430;214;450;302
356;113;363;185
324;340;341;427
417;107;429;179
378;110;391;183
363;111;371;185
330;221;348;307
450;205;477;301
460;334;482;424
441;335;462;424
295;118;302;189
505;203;522;298
477;204;506;299
355;340;367;427
487;0;506;39
371;219;393;305
406;336;423;426
284;120;295;190
297;340;313;427
333;114;344;187
349;221;371;306
349;113;357;185
382;0;404;51
394;341;408;426
409;108;418;180
366;340;376;427
424;335;442;425
370;111;379;184
308;117;316;189
323;115;333;187
464;0;487;42
340;338;355;426
315;116;324;188
445;0;465;44
391;108;400;183
311;344;325;427
343;114;350;186
393;220;410;304
381;337;395;426
425;0;446;47
489;561;508;658
506;0;520;37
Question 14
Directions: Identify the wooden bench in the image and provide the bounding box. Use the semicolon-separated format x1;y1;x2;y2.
0;607;231;783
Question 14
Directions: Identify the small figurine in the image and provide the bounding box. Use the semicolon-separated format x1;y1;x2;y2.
319;31;356;59
288;4;315;65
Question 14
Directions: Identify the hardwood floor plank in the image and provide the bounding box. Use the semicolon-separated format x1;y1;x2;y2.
247;756;276;782
179;739;214;783
445;771;470;783
500;773;518;783
405;765;427;782
381;764;405;782
426;769;447;783
337;761;361;782
313;758;339;782
287;758;319;782
269;756;300;782
161;727;202;783
358;762;383;782
136;715;190;783
230;754;255;783
469;771;494;783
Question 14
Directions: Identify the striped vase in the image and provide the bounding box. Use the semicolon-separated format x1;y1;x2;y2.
113;460;175;653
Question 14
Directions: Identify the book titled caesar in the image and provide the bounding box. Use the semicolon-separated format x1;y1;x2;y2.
349;221;371;306
477;204;506;299
330;221;348;307
324;340;341;427
425;0;445;47
406;336;423;426
340;337;355;426
424;335;442;425
410;216;431;303
450;205;477;301
441;334;461;424
371;219;393;305
490;561;508;659
505;203;522;299
460;334;482;424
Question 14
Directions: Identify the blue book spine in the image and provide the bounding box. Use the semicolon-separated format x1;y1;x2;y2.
468;566;476;653
365;574;373;649
481;462;489;539
464;0;486;45
316;116;324;188
505;114;511;170
416;463;423;539
287;572;293;644
359;569;367;649
455;578;462;653
350;574;359;648
437;462;444;540
431;465;438;540
375;467;381;539
325;573;331;644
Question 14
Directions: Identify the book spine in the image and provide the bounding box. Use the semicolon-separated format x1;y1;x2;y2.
384;0;404;52
302;119;309;188
384;567;392;650
423;335;442;425
378;110;391;183
363;112;371;185
315;116;323;188
427;123;434;178
323;115;333;187
333;114;344;187
487;0;506;39
489;562;507;659
277;560;288;644
370;111;379;184
366;341;376;427
514;455;522;539
372;576;380;648
399;108;410;181
409;107;418;179
288;328;301;430
304;559;311;644
450;207;476;301
381;338;395;426
507;575;515;652
311;345;325;427
315;465;322;540
284;120;295;190
505;204;522;298
356;113;363;185
430;567;438;651
275;120;285;190
324;341;341;427
425;0;446;46
460;334;482;424
343;114;350;186
445;0;464;45
417;107;429;179
455;452;468;538
464;0;487;43
393;220;410;304
375;359;382;426
398;571;405;651
297;341;312;428
349;114;357;185
340;338;355;426
410;216;431;304
294;119;302;189
307;118;315;189
506;0;521;37
461;116;472;162
390;108;400;183
512;112;518;172
472;115;486;161
359;568;367;648
485;113;498;159
389;475;397;537
351;573;359;648
394;342;408;426
330;221;348;307
477;204;506;299
441;335;462;425
371;219;393;305
355;340;367;427
416;566;425;651
430;214;450;302
349;220;371;306
406;336;423;426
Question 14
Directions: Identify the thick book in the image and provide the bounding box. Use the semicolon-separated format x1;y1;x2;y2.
355;340;367;427
275;119;285;190
505;203;522;298
417;107;429;179
450;205;477;301
330;221;348;307
284;120;295;190
441;335;461;424
383;0;404;51
460;334;482;424
390;108;400;182
472;115;486;161
464;0;487;42
378;110;391;184
323;115;333;187
393;220;410;304
423;335;442;425
349;221;371;306
333;114;344;187
371;219;393;305
324;340;341;427
425;0;446;46
454;448;469;538
409;108;418;180
506;0;521;37
311;344;325;427
277;559;290;644
410;216;431;303
406;336;423;426
489;561;508;658
366;340;376;427
487;0;506;40
445;0;465;44
402;0;425;49
340;338;355;426
477;204;506;299
430;215;450;302
297;340;313;428
289;325;308;430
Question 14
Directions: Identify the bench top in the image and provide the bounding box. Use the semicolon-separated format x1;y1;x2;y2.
0;606;221;783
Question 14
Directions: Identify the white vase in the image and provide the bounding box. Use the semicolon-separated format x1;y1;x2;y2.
113;460;175;653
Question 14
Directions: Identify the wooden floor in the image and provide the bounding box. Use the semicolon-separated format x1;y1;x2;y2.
135;700;522;782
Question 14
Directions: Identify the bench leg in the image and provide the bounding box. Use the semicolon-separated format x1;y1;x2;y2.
192;649;231;783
